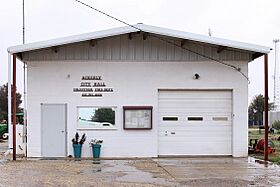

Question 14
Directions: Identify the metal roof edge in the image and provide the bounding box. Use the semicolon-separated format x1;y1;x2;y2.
7;25;137;53
139;24;271;54
7;23;271;54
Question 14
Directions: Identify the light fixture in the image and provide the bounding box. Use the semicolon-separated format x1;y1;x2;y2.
193;73;200;80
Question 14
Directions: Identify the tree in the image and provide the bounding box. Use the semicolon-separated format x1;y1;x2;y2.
272;120;280;131
91;108;115;124
0;83;22;122
248;94;274;126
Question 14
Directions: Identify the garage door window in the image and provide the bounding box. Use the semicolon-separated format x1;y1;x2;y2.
162;117;178;121
187;117;203;121
212;117;228;121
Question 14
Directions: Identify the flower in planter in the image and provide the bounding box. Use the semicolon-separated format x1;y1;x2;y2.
72;132;87;159
72;132;86;145
89;139;103;146
89;139;103;160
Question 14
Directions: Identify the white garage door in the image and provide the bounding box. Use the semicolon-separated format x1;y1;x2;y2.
158;90;232;156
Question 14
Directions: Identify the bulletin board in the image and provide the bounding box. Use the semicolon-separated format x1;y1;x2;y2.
123;106;153;130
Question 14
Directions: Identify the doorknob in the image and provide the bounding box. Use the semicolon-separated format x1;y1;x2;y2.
61;130;65;133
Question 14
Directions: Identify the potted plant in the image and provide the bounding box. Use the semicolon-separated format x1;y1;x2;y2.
72;132;86;159
89;139;103;159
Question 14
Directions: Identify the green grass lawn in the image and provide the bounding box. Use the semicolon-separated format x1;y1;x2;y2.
249;128;280;164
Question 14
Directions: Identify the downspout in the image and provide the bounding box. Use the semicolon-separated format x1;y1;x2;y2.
264;54;268;162
22;0;27;157
23;60;27;156
8;53;12;149
12;54;17;161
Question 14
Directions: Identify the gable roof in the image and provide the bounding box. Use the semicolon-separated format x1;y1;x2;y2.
7;24;270;54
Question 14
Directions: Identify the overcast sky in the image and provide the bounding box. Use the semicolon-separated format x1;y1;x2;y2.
1;0;280;104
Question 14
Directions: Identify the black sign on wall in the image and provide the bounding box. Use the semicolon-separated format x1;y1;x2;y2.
73;75;113;97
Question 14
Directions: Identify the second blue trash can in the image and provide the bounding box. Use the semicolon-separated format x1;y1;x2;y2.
92;144;101;158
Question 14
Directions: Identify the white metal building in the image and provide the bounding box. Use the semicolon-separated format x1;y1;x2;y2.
8;24;270;158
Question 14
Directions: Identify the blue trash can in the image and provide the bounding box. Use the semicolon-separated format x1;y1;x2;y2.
92;144;101;158
73;144;82;158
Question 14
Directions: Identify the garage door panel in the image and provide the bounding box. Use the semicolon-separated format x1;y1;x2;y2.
158;125;232;130
161;115;231;120
160;119;232;125
159;109;231;114
158;130;232;138
159;91;232;99
159;137;231;144
158;90;232;156
159;115;232;121
159;142;232;155
159;98;231;103
159;104;231;110
159;102;231;110
159;128;232;132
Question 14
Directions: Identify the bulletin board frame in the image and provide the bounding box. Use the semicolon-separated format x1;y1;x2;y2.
123;106;153;130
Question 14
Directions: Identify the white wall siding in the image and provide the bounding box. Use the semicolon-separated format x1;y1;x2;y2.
27;60;248;157
22;34;252;62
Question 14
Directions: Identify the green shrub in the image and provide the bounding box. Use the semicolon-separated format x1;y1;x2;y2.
272;120;280;131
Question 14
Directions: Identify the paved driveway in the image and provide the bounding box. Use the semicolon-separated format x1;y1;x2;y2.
0;157;279;186
154;157;280;186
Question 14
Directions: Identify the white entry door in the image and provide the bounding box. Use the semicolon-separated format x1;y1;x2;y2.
41;104;67;157
158;90;232;156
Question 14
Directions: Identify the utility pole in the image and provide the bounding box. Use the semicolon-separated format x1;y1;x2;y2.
23;0;25;44
273;39;280;111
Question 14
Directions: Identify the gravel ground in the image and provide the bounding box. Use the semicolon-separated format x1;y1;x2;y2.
0;159;175;187
0;156;280;187
0;140;8;154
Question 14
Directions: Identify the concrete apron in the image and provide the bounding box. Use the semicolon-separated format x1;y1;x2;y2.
153;157;280;186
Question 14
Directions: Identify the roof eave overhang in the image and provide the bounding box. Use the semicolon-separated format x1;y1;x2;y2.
7;24;271;57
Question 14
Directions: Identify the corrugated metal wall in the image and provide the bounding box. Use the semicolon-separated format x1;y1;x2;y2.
22;33;252;62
